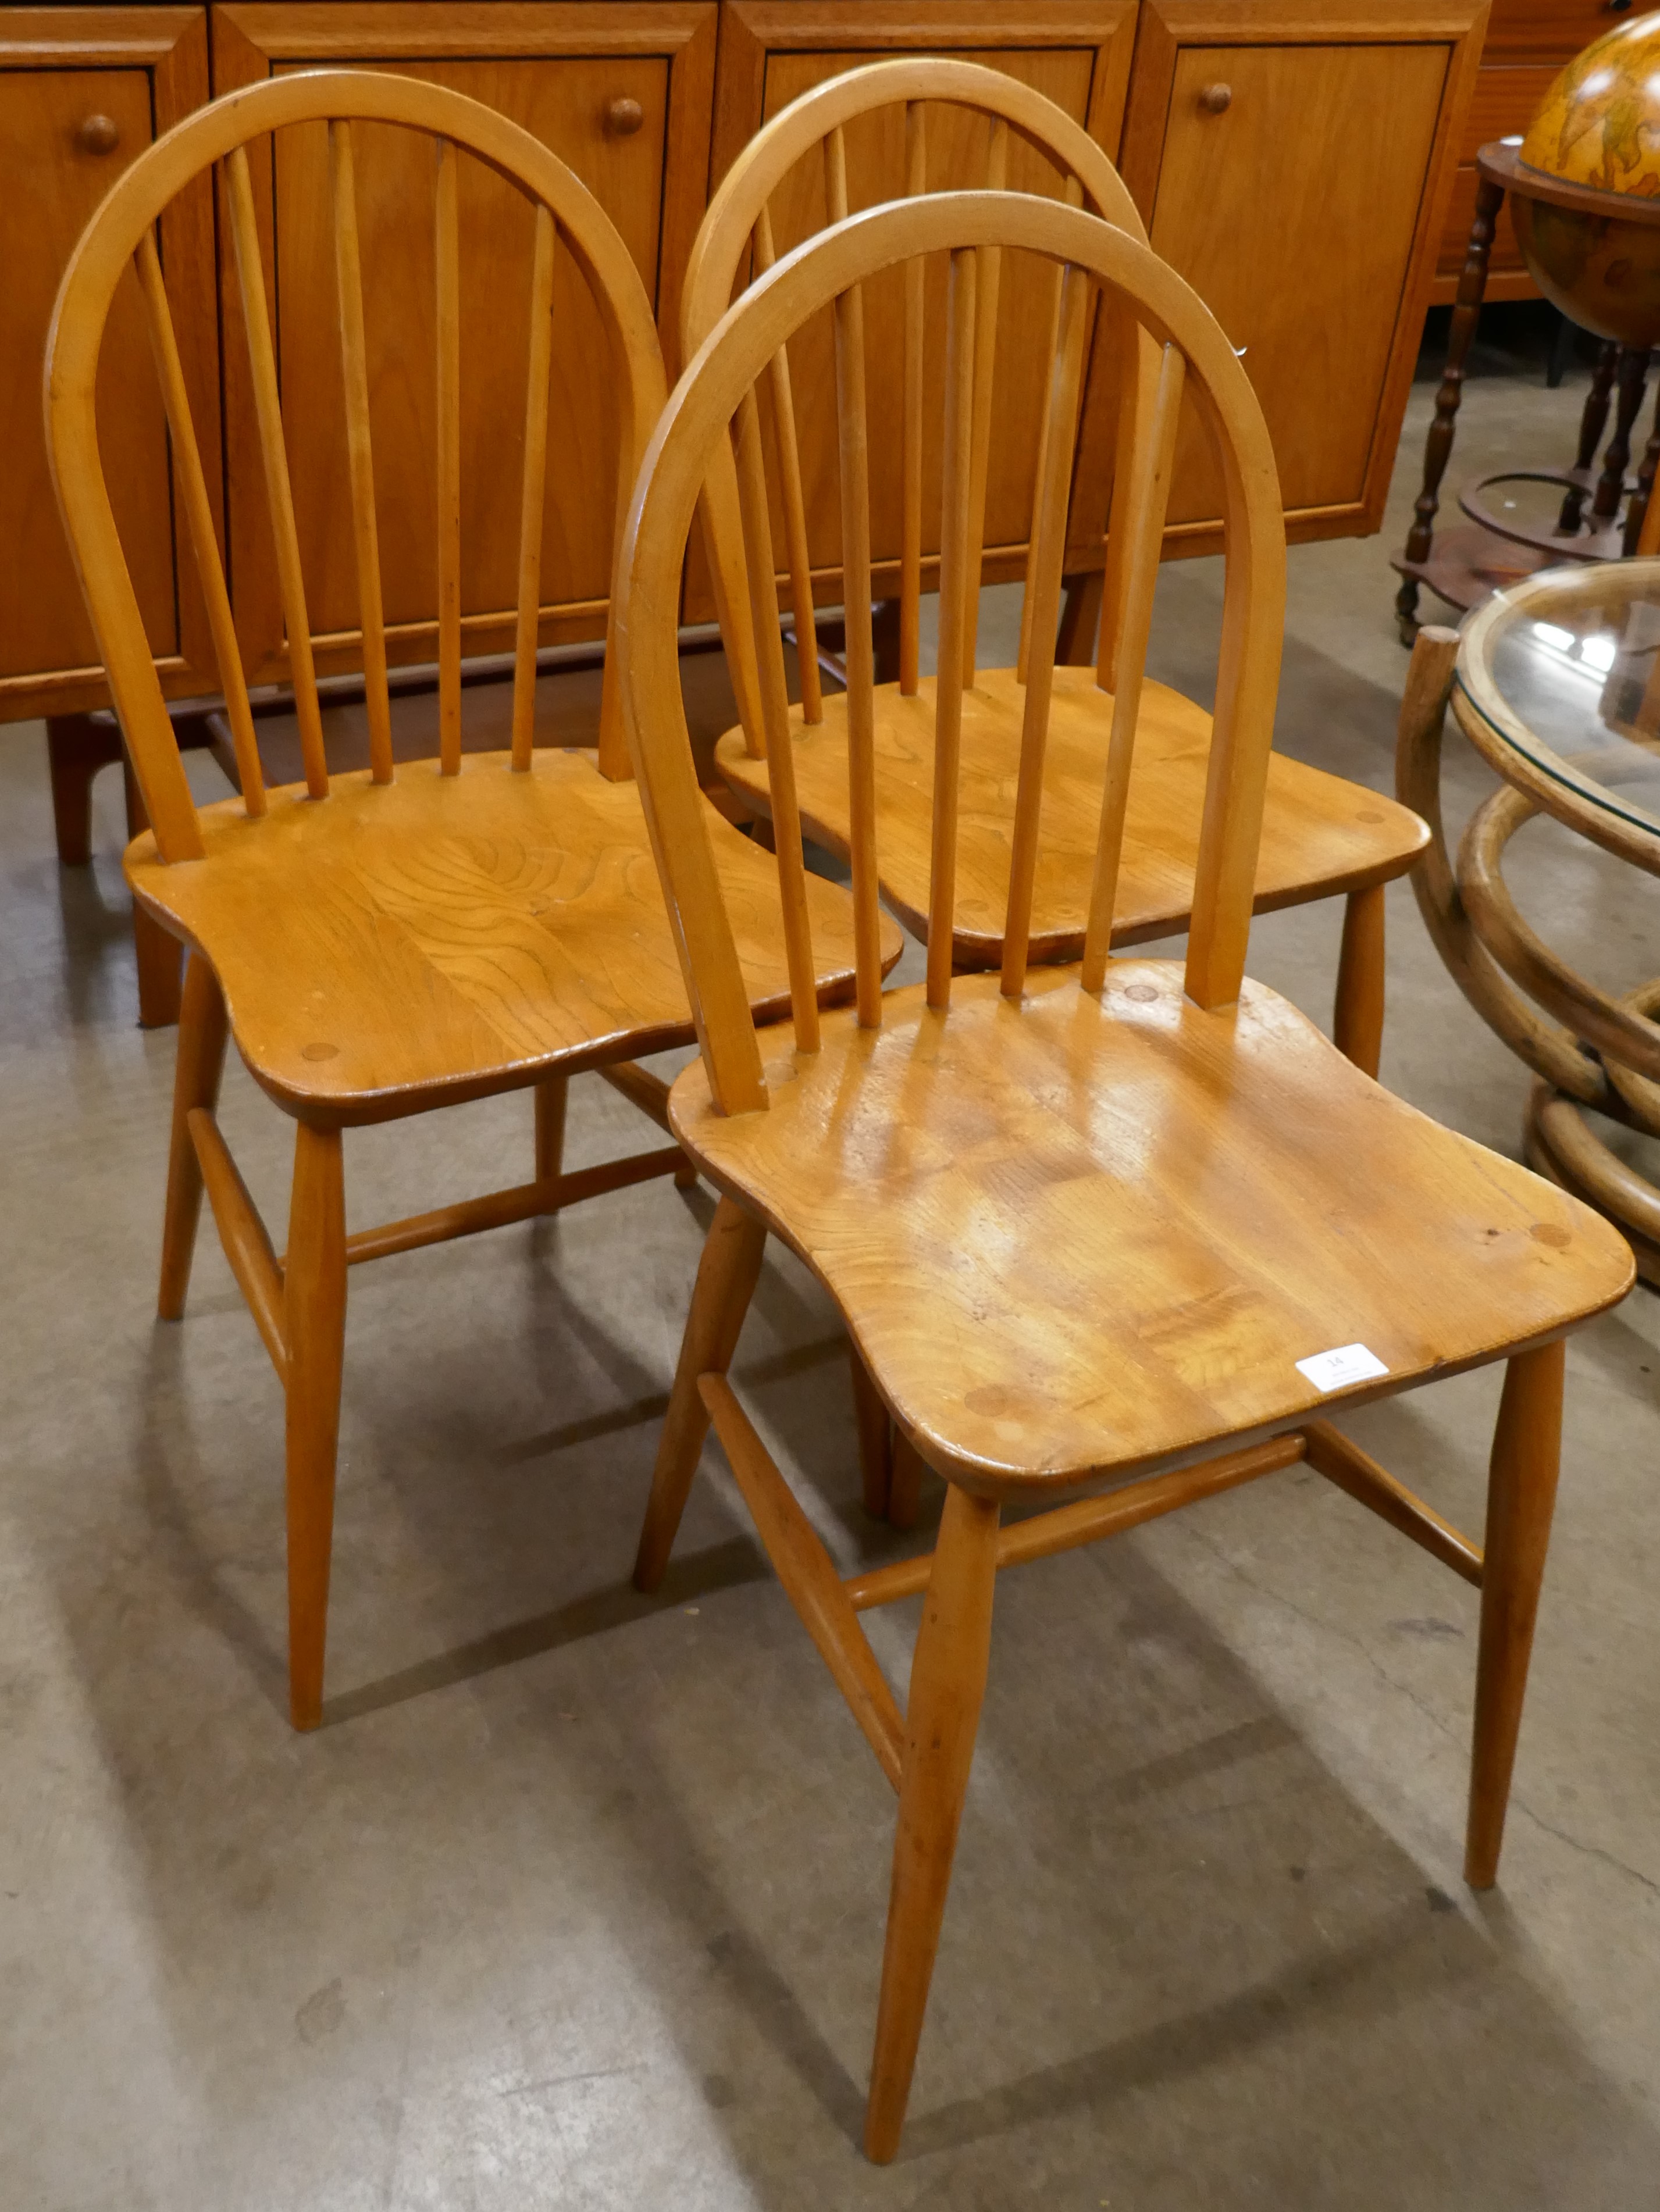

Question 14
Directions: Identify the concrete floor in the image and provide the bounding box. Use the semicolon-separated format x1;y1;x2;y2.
4;323;1660;2210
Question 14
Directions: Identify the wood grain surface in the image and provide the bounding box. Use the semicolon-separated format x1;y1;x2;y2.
127;748;901;1123
715;666;1428;965
667;966;1634;1490
1148;41;1448;526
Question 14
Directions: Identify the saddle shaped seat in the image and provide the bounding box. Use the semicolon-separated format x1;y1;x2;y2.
128;749;890;1123
669;963;1631;1489
715;665;1429;971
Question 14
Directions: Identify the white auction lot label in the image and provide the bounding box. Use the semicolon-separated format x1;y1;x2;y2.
1295;1343;1389;1393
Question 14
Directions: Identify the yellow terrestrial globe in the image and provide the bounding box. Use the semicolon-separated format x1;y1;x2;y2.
1513;11;1660;345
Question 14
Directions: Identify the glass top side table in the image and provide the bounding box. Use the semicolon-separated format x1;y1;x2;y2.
1398;559;1660;1282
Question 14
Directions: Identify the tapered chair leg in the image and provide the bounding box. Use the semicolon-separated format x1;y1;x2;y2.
633;1193;766;1593
158;955;230;1319
850;1346;893;1519
284;1123;347;1732
123;761;183;1029
535;1074;568;1182
1466;1337;1565;1889
886;1433;927;1532
1333;881;1387;1079
865;1483;1000;2163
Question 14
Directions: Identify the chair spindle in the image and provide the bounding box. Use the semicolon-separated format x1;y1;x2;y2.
1098;322;1164;697
1017;171;1085;687
329;121;392;785
698;454;765;760
1002;265;1093;1000
753;205;822;725
1184;443;1285;1014
926;247;979;1015
226;143;326;798
133;229;265;816
512;202;558;772
960;116;1008;689
434;137;462;776
733;387;821;1051
1082;342;1187;993
900;101;927;697
825;130;884;1029
824;119;851;224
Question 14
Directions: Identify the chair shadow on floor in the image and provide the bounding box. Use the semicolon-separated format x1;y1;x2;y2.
129;1219;772;1729
592;1526;1660;2205
129;1171;882;1731
46;1218;1660;2209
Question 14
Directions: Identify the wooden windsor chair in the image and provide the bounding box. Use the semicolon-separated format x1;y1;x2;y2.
685;58;1429;1075
615;191;1635;2161
45;69;899;1733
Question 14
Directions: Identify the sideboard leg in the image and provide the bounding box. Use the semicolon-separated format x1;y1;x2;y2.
45;712;123;867
1056;570;1104;667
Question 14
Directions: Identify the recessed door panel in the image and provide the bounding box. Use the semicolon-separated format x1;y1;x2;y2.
1150;42;1447;526
0;70;175;679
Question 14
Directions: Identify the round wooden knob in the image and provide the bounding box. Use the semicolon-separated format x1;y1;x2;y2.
76;113;120;155
604;96;644;138
1198;83;1232;115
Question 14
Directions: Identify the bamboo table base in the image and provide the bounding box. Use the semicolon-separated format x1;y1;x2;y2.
1398;626;1660;1283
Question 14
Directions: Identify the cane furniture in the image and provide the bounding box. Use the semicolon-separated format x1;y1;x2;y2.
615;191;1635;2159
1399;565;1660;1282
685;59;1431;1086
46;67;898;1731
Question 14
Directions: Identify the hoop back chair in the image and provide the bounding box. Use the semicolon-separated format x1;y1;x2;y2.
46;70;897;1731
615;191;1634;2160
684;58;1429;1077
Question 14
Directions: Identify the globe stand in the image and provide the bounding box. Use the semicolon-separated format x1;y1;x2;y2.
1391;141;1660;645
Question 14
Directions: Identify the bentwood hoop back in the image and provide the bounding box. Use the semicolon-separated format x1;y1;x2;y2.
681;57;1428;1082
682;58;1159;738
46;67;662;848
628;188;1285;1090
618;192;1633;2161
45;70;895;1731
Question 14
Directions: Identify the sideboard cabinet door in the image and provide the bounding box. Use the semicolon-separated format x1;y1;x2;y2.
211;3;717;682
692;1;1140;618
1107;0;1485;559
0;8;215;720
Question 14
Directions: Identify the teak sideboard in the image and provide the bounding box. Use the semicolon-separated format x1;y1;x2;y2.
3;0;1489;730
